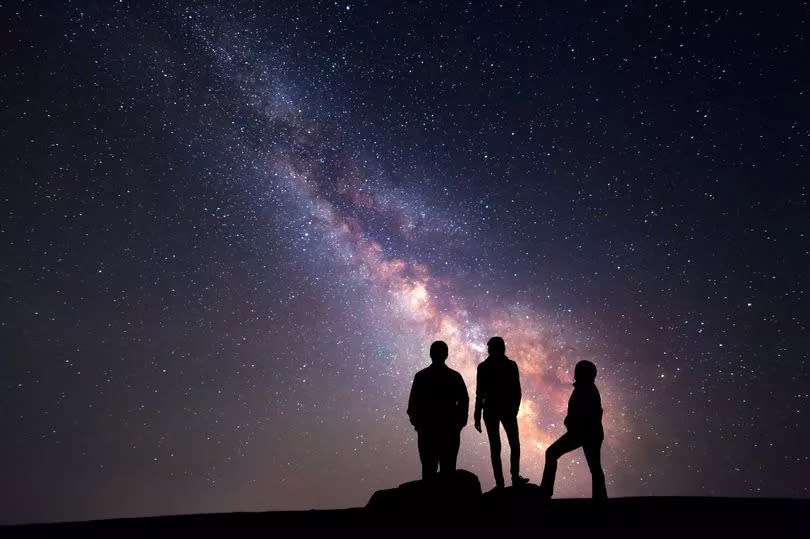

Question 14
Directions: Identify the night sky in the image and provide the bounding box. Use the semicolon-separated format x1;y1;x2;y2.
1;1;808;525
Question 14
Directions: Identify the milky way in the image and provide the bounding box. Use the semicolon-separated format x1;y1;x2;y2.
267;97;631;471
1;1;808;525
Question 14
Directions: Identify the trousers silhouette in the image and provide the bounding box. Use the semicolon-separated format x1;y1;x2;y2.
417;428;461;478
541;432;607;499
484;411;520;486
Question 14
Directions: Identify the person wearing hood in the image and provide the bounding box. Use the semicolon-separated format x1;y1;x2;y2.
473;336;530;488
539;359;607;499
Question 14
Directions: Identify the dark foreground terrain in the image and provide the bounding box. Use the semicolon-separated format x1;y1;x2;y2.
6;476;810;538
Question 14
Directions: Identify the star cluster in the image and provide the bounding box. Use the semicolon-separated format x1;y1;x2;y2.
1;1;807;525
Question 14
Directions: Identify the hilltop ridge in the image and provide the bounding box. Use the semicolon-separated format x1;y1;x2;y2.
6;471;809;538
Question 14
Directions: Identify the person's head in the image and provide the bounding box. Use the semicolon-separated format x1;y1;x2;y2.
574;360;597;384
429;340;449;363
487;336;506;356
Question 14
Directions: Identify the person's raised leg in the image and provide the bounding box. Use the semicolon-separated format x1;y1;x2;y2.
540;432;580;497
583;439;607;499
483;413;504;487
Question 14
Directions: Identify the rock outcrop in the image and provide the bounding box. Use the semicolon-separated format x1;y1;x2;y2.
366;469;481;512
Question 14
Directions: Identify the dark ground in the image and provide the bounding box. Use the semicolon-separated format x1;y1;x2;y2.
5;494;810;538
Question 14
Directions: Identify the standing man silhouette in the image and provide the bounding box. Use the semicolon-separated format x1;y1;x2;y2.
407;340;470;479
474;336;529;488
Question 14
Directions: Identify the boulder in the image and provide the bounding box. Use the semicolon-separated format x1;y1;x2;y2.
366;469;481;512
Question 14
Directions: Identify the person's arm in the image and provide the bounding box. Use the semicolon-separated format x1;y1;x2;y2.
458;373;469;428
512;360;522;415
407;374;420;430
592;386;604;423
474;364;484;431
563;390;575;430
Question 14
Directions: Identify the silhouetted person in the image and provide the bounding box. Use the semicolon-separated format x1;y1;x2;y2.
407;340;470;479
539;359;607;499
474;336;529;488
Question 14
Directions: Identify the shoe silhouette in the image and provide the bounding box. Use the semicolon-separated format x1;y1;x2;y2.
512;475;530;486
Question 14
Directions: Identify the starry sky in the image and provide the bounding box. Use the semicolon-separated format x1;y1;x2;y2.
1;1;808;525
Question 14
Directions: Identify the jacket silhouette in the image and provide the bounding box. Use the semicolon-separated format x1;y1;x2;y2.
474;354;521;417
407;341;469;478
474;336;529;487
564;377;604;438
539;359;607;499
